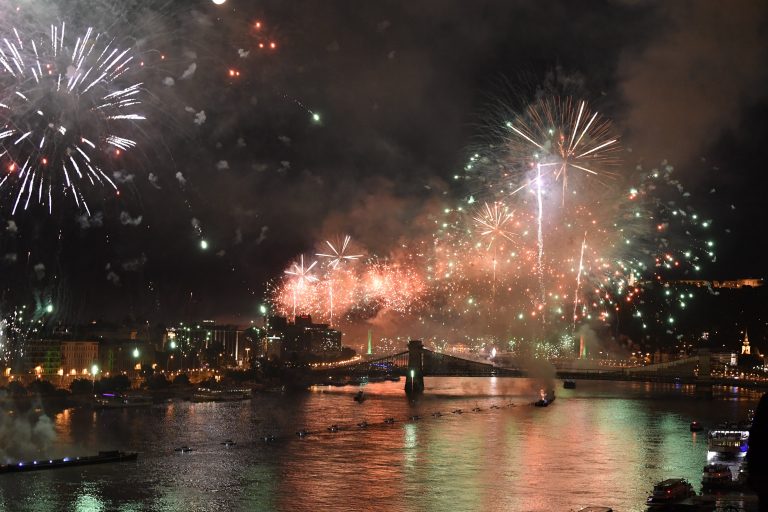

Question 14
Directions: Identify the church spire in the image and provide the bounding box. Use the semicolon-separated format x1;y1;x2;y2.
742;330;751;355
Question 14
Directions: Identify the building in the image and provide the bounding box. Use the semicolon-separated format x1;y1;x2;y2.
165;321;245;368
61;341;99;376
742;331;751;355
265;315;343;360
98;340;153;374
20;339;62;376
662;278;764;289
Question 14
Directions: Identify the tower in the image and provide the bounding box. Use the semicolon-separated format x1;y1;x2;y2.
742;330;751;355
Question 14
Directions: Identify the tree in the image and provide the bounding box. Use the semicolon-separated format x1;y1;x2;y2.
97;375;131;393
70;378;93;395
7;380;27;397
27;379;56;396
145;373;170;390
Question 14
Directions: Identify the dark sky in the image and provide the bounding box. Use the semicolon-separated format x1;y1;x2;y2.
0;0;767;325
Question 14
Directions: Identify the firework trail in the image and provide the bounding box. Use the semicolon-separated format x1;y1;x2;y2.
284;254;318;317
316;235;362;325
535;163;545;307
572;231;587;332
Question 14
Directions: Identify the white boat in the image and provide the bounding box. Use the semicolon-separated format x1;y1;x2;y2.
707;427;749;457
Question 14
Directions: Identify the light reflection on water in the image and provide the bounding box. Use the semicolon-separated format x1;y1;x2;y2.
0;378;762;512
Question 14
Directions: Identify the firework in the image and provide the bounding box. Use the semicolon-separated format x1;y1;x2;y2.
269;94;717;351
317;235;362;269
317;235;362;325
473;202;517;251
0;23;144;214
503;97;620;197
473;201;518;292
283;254;318;317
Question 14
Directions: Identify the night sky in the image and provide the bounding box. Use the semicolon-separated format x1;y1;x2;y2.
0;0;767;326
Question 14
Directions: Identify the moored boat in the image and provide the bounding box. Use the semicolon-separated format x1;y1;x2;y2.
646;478;695;507
533;389;556;407
191;388;251;403
94;393;153;409
563;379;576;389
707;427;749;457
701;463;733;489
0;451;137;474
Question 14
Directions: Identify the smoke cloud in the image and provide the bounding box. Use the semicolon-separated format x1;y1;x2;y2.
618;1;768;164
0;401;57;462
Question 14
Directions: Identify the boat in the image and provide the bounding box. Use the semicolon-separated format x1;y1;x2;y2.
701;463;733;489
707;427;749;457
472;407;482;412
646;478;695;506
533;389;556;407
262;434;278;443
93;393;152;409
690;421;704;432
174;446;194;453
432;412;443;418
383;417;396;424
221;439;236;447
327;425;339;432
409;415;420;421
191;388;252;403
490;404;500;410
452;409;463;414
0;450;137;474
353;391;366;402
357;421;368;428
296;429;309;438
563;379;576;389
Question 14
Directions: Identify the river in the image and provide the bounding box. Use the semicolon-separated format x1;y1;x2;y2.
0;378;762;512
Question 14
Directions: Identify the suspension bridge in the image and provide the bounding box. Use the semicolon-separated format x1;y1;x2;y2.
309;340;753;395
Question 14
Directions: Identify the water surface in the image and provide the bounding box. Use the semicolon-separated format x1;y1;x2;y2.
0;378;761;512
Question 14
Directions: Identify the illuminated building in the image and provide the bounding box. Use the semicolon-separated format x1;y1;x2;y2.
266;315;343;359
20;339;61;375
742;330;751;355
61;341;99;375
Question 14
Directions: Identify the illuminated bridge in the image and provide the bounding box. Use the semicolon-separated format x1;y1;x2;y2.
310;340;765;395
311;340;521;395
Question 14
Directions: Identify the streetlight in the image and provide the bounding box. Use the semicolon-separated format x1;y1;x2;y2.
91;365;99;393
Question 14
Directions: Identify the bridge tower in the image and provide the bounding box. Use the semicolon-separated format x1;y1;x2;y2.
405;339;425;395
